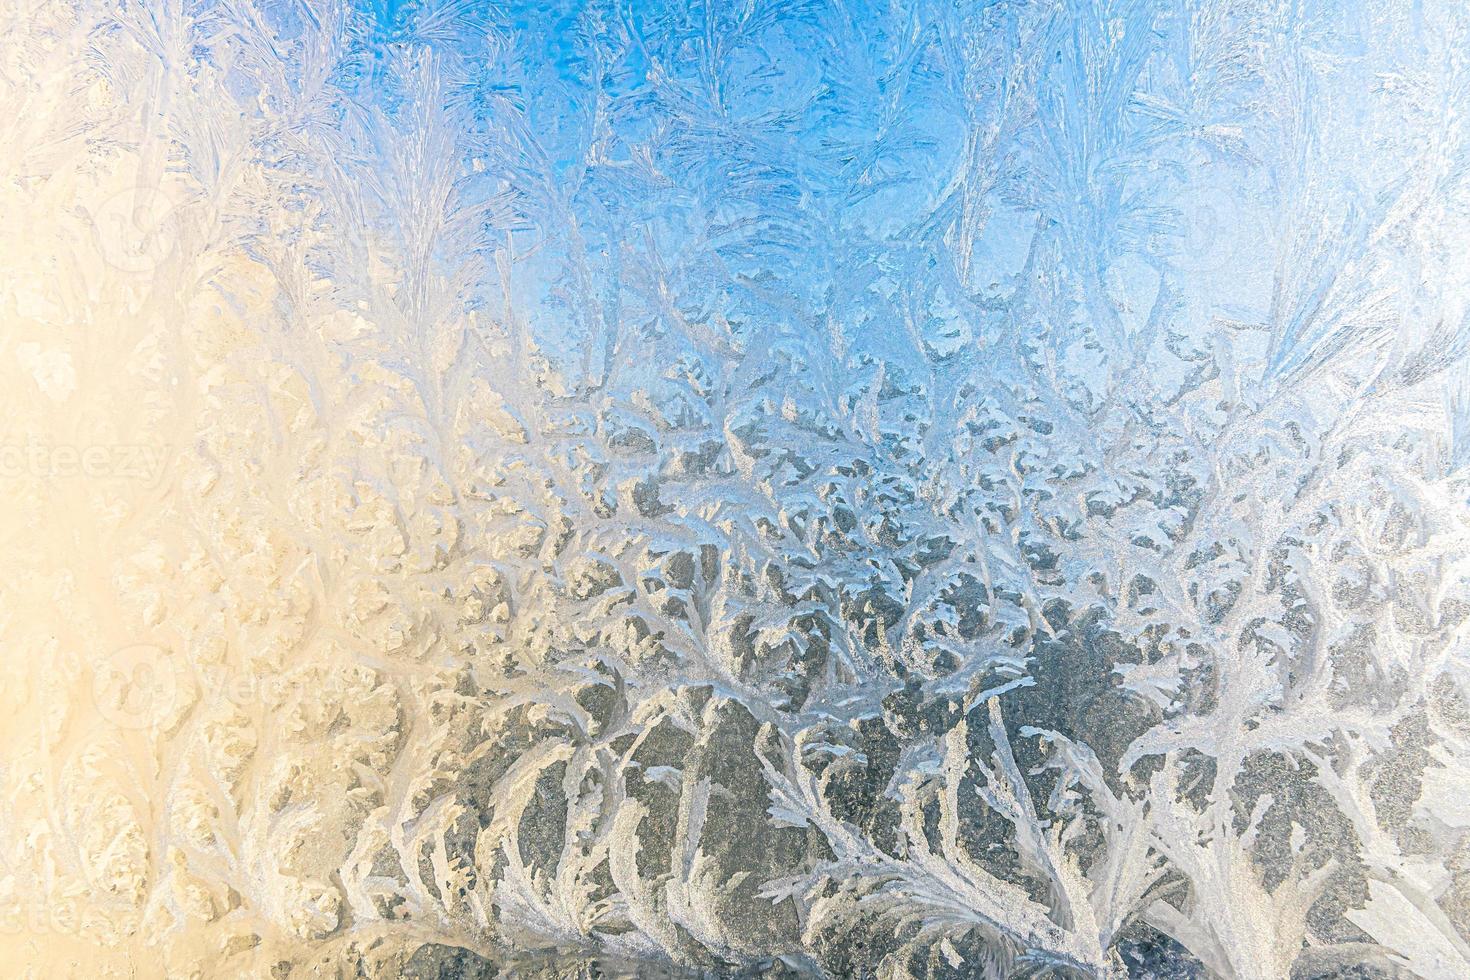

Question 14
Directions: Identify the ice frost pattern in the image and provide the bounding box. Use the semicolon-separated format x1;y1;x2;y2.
2;0;1470;977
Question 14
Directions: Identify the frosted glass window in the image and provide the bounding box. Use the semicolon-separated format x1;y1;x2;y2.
2;1;1468;976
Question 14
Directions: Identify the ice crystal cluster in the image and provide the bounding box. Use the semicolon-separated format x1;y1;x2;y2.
3;0;1470;977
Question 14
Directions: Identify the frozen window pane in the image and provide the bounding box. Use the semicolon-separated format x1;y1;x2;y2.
2;0;1468;976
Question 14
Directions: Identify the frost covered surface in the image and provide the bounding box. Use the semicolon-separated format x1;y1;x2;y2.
2;0;1470;977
